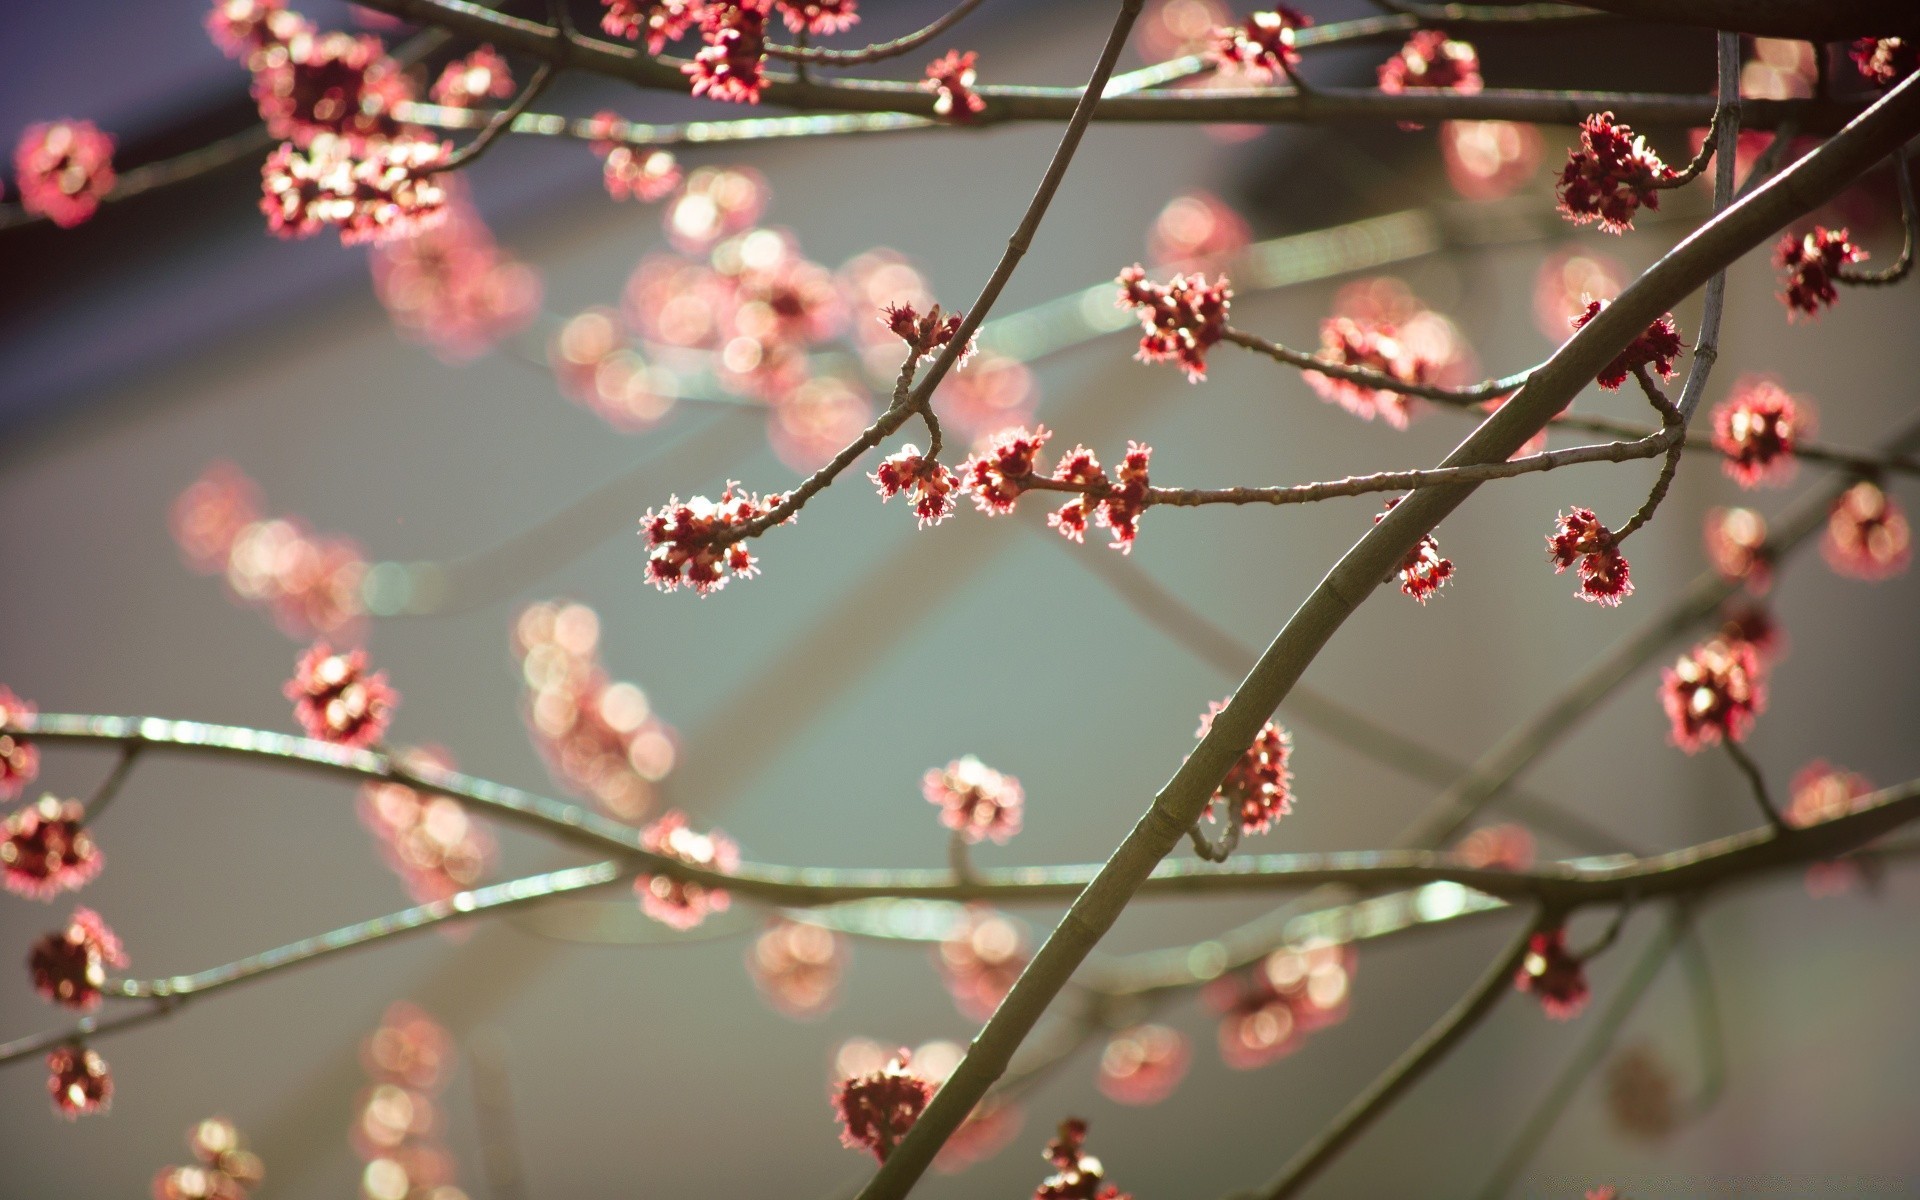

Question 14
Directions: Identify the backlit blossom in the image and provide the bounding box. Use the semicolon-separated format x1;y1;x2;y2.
1455;822;1536;871
833;1049;934;1163
1147;191;1250;268
1207;9;1311;82
602;0;702;51
1556;112;1677;233
1787;760;1874;830
1712;377;1807;487
1376;498;1453;603
938;907;1029;1020
1304;316;1434;428
14;120;116;229
685;4;769;104
261;135;451;245
430;46;514;108
358;748;494;906
1442;119;1543;201
251;30;413;150
1141;0;1231;60
587;113;682;202
882;300;971;365
1822;481;1911;581
963;425;1051;515
1704;507;1770;592
778;0;858;35
635;810;738;929
47;1045;111;1118
1515;926;1588;1019
153;1117;265;1200
1194;699;1293;836
640;483;788;594
1851;37;1918;87
872;446;957;529
1775;227;1864;319
747;918;847;1018
513;600;679;821
834;1039;1020;1173
1718;600;1785;665
1572;301;1682;390
1034;1118;1131;1200
207;0;310;63
1206;940;1353;1069
923;756;1023;844
29;907;127;1011
370;184;542;363
1116;265;1230;382
1660;637;1765;753
1376;29;1481;126
285;641;396;748
0;686;40;800
663;165;767;253
1096;1025;1190;1106
923;51;985;121
769;376;874;472
1546;507;1633;607
353;1004;463;1199
2;796;101;900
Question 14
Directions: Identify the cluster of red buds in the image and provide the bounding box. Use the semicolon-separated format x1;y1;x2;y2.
250;26;411;150
922;755;1024;844
29;907;126;1011
1377;29;1482;128
832;1038;1023;1173
513;601;678;821
1572;301;1683;390
1195;699;1294;836
261;134;452;245
13;121;116;229
600;3;864;103
1704;507;1771;592
1116;265;1231;382
0;685;41;801
1660;636;1766;753
46;1044;113;1119
1850;37;1919;87
640;484;789;595
936;906;1030;1020
369;184;542;363
1556;112;1678;234
429;45;514;109
1711;377;1808;488
1822;481;1912;581
586;111;683;202
872;447;959;529
635;809;739;929
831;1046;934;1163
1096;1024;1192;1106
353;1004;466;1200
358;747;494;906
1205;939;1354;1069
206;0;311;66
1515;926;1589;1019
1775;227;1866;319
1546;507;1633;607
170;462;369;639
1376;498;1455;604
1034;1118;1131;1200
746;917;848;1018
285;641;397;749
153;1117;266;1200
923;50;986;121
3;795;102;900
1206;8;1313;82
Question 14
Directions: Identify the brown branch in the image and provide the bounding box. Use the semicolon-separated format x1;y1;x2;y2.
1724;740;1789;833
763;0;989;64
1223;327;1530;404
1837;150;1916;286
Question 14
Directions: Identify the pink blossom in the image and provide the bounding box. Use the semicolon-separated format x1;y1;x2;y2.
1823;481;1911;581
1116;265;1230;382
29;907;127;1011
937;907;1029;1020
47;1045;111;1119
14;121;116;229
1556;112;1677;233
747;918;847;1018
1571;300;1682;390
1660;637;1766;753
0;686;41;801
285;641;396;748
2;796;102;900
640;483;788;594
1096;1025;1191;1106
1775;227;1865;319
833;1049;934;1162
1712;377;1808;487
923;51;986;121
1208;9;1312;82
635;809;738;929
1515;927;1588;1019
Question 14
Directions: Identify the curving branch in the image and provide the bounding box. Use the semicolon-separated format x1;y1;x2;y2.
763;0;989;64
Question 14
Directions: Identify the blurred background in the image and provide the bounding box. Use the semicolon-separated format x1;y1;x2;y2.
3;2;1918;1197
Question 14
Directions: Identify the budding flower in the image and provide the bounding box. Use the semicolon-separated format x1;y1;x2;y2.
922;50;986;121
1116;265;1231;382
1711;377;1808;488
47;1044;112;1119
1556;112;1677;233
871;446;958;529
635;809;739;930
1775;227;1865;319
1659;637;1766;753
1515;927;1589;1020
1571;300;1682;390
832;1049;934;1163
28;907;127;1011
285;642;396;748
1546;508;1633;607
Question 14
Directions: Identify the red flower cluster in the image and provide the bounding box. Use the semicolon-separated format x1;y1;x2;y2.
0;686;40;800
354;1004;466;1200
1555;112;1677;234
1851;37;1918;86
370;185;543;363
1304;317;1437;428
1516;927;1588;1019
2;796;101;900
1147;190;1251;268
937;907;1029;1020
872;447;958;529
169;462;369;638
780;1;859;35
834;1039;1021;1173
1823;480;1911;581
358;748;494;906
29;907;126;1011
429;46;514;109
1195;699;1294;835
1712;377;1807;488
1116;264;1231;382
923;755;1024;844
1704;507;1771;592
13;120;116;229
262;135;451;245
1788;760;1875;830
1035;1119;1131;1200
1376;498;1454;604
747;918;847;1018
206;0;310;65
923;50;986;121
635;809;739;929
285;641;396;748
1046;442;1153;553
686;3;771;104
153;1118;266;1200
833;1048;934;1163
1096;1024;1191;1106
1775;227;1865;319
1207;8;1312;82
47;1045;112;1119
251;29;412;150
513;600;678;821
964;424;1053;516
1376;30;1482;109
1206;939;1354;1069
1572;301;1682;390
602;0;703;51
640;484;788;594
882;300;971;366
1546;507;1633;607
1660;637;1766;753
586;112;682;202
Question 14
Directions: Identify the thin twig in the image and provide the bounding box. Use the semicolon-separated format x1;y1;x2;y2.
764;0;989;64
79;744;141;827
1610;365;1685;542
1225;327;1530;404
437;62;557;170
1724;740;1789;833
1838;149;1916;285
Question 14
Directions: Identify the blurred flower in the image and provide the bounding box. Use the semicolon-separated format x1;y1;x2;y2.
1660;637;1765;753
833;1048;933;1163
285;641;396;748
1096;1024;1190;1106
14;120;116;229
1822;481;1910;581
2;796;100;900
938;907;1029;1020
1515;926;1588;1019
1206;939;1354;1069
747;918;847;1018
1443;120;1542;202
47;1045;111;1119
29;907;126;1011
636;810;738;929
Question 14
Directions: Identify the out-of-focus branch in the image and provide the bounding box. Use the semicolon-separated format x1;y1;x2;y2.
764;0;989;64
